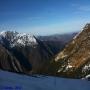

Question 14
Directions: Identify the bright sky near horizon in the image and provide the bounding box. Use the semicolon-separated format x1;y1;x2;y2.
0;0;90;35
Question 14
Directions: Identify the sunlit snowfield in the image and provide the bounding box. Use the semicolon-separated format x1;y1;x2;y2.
0;70;90;90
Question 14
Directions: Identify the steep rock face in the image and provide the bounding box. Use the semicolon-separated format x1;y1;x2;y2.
50;24;90;78
0;31;53;74
0;44;32;74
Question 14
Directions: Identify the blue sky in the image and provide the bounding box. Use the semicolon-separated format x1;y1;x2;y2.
0;0;90;35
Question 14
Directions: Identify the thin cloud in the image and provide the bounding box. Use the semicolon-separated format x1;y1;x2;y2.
78;6;90;11
71;3;90;12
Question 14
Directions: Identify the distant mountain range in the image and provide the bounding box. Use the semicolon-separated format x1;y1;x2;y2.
0;24;90;79
38;33;77;54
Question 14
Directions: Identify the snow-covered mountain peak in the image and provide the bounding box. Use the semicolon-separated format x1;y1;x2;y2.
14;32;37;46
0;31;38;47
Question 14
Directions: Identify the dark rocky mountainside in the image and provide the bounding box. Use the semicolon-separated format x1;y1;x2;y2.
49;24;90;78
0;31;53;74
0;44;22;72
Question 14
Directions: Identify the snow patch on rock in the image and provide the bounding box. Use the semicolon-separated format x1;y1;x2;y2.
73;30;83;39
82;64;90;72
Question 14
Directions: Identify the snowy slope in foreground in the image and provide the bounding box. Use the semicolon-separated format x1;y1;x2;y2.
0;70;90;90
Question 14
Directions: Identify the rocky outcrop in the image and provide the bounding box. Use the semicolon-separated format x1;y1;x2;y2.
49;24;90;78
